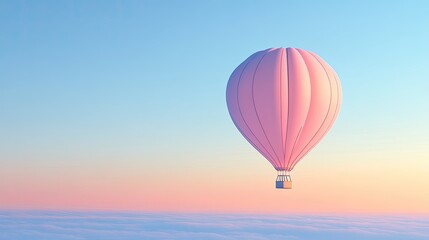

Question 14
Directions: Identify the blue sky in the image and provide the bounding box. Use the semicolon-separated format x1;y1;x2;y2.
2;1;428;155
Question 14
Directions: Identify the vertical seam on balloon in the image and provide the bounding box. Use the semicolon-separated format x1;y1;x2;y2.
323;73;340;131
287;126;302;170
231;57;276;165
235;52;278;167
285;49;312;170
331;73;341;125
226;55;265;155
291;70;340;170
289;53;333;169
283;48;291;170
234;54;276;164
251;51;283;168
280;48;285;166
322;73;341;134
290;54;333;169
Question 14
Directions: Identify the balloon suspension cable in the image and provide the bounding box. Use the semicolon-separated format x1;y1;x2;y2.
276;170;291;181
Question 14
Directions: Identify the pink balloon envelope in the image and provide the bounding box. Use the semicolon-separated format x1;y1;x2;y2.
226;48;342;189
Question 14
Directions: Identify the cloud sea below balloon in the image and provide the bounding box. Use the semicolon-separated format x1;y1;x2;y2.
1;211;428;240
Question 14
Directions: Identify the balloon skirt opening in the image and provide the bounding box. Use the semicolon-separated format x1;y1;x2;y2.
276;181;292;189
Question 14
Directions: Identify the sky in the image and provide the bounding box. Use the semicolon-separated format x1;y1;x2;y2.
1;1;429;214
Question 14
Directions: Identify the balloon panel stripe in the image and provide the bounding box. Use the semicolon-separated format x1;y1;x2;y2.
235;52;278;167
251;51;283;168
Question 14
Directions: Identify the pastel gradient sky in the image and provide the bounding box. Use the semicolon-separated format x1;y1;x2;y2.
1;1;429;214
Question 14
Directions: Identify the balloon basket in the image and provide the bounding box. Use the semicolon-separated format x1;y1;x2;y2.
276;171;292;189
276;180;292;189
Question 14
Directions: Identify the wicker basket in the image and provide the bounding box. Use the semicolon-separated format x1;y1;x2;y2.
276;181;292;189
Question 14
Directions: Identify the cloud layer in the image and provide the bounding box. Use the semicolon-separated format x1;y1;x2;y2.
0;211;428;240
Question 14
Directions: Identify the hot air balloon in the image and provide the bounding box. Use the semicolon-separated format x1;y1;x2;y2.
226;48;342;189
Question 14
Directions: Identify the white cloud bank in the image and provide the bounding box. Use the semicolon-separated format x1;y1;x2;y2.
0;211;428;240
